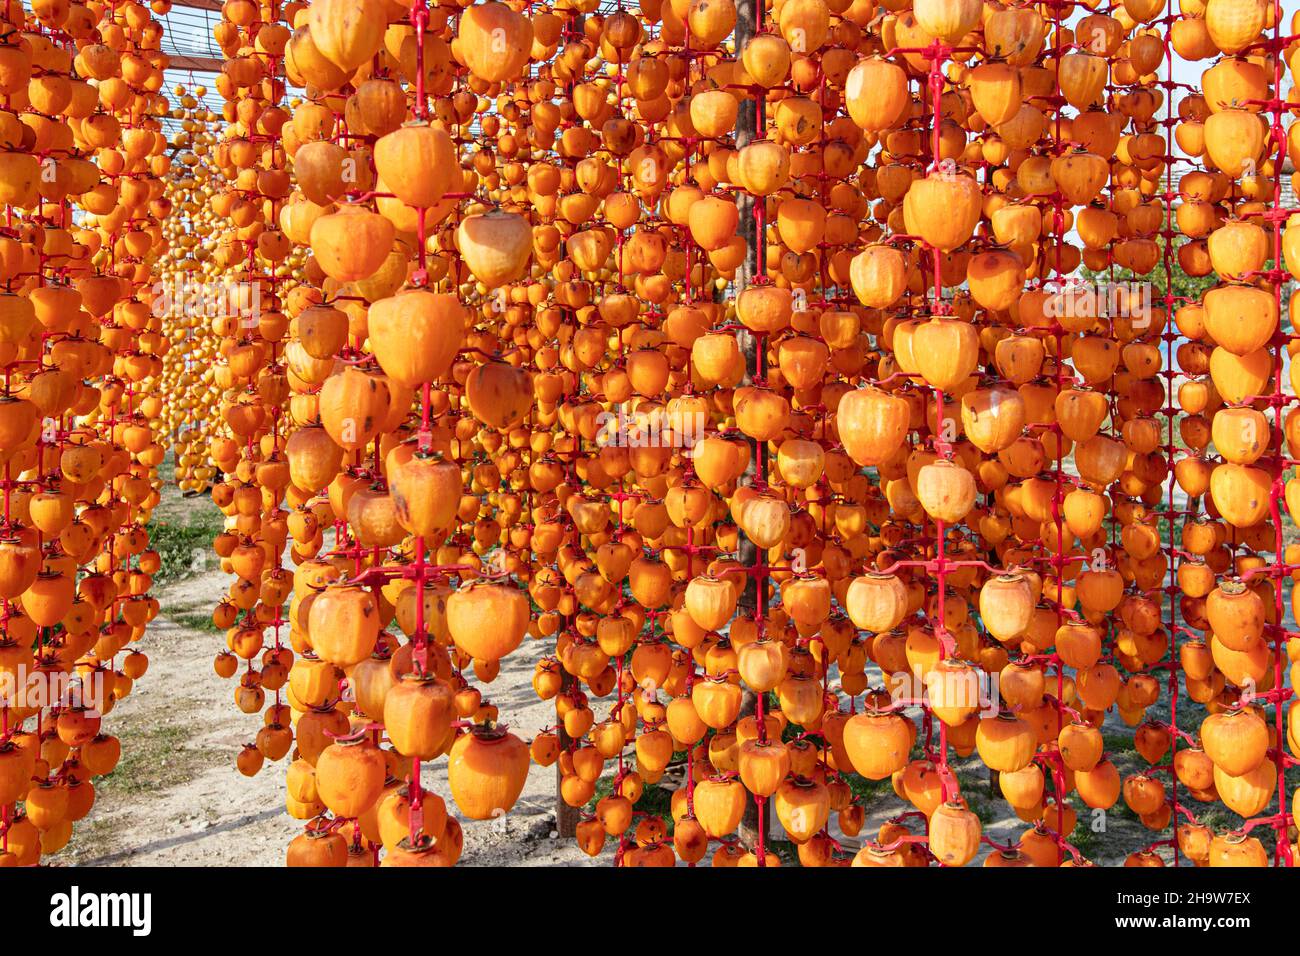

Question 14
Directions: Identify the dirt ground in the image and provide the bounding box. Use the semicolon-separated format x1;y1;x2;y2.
64;560;613;867
63;592;1167;867
56;483;1204;868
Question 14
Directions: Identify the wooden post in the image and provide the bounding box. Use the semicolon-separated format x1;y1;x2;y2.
733;0;768;855
734;0;759;291
553;9;588;845
556;667;580;839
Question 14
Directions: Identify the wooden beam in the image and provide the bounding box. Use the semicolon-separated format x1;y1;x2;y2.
165;53;226;73
166;0;223;10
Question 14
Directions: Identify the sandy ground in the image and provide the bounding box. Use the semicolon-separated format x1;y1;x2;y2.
61;555;1168;868
63;563;614;867
53;490;1196;868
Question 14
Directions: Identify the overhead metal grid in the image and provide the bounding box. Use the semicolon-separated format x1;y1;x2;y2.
158;1;224;141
